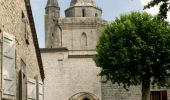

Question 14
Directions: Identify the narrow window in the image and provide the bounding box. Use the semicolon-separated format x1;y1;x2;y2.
22;11;29;45
81;32;87;50
21;11;26;35
22;11;25;18
2;32;16;99
25;30;29;45
82;9;85;17
95;13;98;17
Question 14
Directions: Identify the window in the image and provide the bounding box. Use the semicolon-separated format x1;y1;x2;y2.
81;32;87;50
21;11;26;36
35;76;44;100
95;13;98;17
2;32;16;99
82;9;85;17
27;78;37;100
27;76;44;100
25;30;29;44
22;11;25;19
22;11;29;45
150;91;167;100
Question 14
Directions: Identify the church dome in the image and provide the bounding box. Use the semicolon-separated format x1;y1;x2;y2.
70;0;96;7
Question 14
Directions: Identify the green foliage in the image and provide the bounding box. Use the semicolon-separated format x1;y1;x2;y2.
144;0;170;19
94;12;170;88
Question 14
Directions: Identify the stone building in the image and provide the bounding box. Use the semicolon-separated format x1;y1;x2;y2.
0;0;44;100
41;0;170;100
41;0;105;99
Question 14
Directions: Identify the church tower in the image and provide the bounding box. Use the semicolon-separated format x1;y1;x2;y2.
45;0;105;50
45;0;61;48
42;0;107;100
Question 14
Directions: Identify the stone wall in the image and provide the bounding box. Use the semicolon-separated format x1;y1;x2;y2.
0;0;43;99
41;49;102;100
45;17;106;49
61;28;98;50
41;49;144;100
102;82;141;100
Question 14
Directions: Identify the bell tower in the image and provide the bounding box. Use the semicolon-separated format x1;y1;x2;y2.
45;0;61;48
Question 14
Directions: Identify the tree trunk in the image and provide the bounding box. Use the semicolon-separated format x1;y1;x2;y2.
142;78;150;100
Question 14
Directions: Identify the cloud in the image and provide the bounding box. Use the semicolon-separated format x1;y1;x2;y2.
140;0;151;5
140;0;159;15
144;5;159;15
140;0;170;22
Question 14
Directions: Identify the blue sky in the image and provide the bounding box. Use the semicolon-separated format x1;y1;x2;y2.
30;0;145;48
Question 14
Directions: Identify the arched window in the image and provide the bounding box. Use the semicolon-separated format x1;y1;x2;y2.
95;13;98;17
82;9;85;17
81;33;87;50
69;92;99;100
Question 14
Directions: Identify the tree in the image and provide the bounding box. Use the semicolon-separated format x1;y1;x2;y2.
94;12;170;100
144;0;170;19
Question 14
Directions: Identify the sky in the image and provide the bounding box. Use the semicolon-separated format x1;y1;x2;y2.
30;0;167;48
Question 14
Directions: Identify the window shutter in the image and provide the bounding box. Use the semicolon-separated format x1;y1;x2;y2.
27;78;37;100
38;80;44;100
2;32;16;99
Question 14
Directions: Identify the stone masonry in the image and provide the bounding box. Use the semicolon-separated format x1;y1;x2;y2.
0;0;44;99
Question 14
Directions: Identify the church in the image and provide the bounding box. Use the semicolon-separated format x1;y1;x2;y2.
40;0;170;100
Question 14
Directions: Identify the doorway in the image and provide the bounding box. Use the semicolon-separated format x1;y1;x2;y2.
69;92;99;100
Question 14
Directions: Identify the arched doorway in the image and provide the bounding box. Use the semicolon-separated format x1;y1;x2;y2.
69;92;100;100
